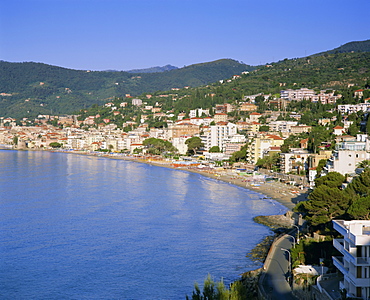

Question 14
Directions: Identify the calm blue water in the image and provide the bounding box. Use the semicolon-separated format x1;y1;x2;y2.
0;150;287;299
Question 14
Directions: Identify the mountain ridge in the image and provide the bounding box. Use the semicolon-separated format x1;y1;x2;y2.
1;39;370;119
0;59;252;118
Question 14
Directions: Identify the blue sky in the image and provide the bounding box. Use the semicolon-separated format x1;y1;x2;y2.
0;0;369;71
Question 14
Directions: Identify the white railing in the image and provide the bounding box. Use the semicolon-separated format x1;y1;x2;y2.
333;239;345;254
333;256;348;275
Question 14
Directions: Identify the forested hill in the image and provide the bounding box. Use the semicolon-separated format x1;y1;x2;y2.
147;51;370;114
314;39;370;56
0;59;252;118
126;64;178;73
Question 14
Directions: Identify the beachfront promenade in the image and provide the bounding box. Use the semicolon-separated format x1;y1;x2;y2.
259;233;298;300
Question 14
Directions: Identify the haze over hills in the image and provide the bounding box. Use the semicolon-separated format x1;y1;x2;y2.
0;39;369;119
126;64;179;73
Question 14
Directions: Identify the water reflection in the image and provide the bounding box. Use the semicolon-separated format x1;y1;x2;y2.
0;150;286;299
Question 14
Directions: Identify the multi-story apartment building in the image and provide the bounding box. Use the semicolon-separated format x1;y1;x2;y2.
239;103;258;112
337;103;370;115
167;122;199;139
323;135;370;175
172;135;192;155
215;103;233;114
280;88;315;101
279;149;311;174
189;108;209;118
201;122;237;152
290;125;312;134
268;121;298;133
131;98;143;106
213;113;228;123
224;134;247;155
246;134;284;164
333;220;370;300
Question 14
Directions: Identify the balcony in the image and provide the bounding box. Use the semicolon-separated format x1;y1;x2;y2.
355;257;370;266
334;256;370;287
333;220;348;237
333;256;348;275
345;273;370;287
333;238;346;255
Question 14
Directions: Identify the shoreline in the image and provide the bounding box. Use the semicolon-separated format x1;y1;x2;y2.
110;155;307;211
1;148;307;211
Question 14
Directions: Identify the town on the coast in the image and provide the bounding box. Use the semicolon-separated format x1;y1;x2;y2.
2;47;370;300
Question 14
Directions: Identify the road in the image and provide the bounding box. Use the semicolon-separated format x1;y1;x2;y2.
261;234;298;300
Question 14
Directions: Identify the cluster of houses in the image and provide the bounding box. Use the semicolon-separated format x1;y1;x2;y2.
1;86;370;188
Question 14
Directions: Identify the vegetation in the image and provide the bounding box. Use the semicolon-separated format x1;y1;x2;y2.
209;146;221;153
290;237;339;273
49;142;63;148
2;40;370;120
295;168;370;228
0;59;252;118
255;153;280;171
186;137;204;155
186;274;250;300
314;39;370;56
142;137;177;155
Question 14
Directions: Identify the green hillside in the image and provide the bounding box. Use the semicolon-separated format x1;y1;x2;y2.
314;39;370;56
0;59;252;118
161;51;370;113
1;39;370;119
75;51;370;129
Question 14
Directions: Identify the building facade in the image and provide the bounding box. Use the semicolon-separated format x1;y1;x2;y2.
333;220;370;300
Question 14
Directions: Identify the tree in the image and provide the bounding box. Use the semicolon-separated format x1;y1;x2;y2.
49;142;62;148
143;137;177;155
259;125;270;132
367;115;370;134
347;196;370;219
256;153;280;170
230;148;246;162
348;122;359;136
185;137;203;155
295;185;351;227
209;146;221;153
186;274;248;300
346;168;370;197
315;159;327;178
314;172;345;188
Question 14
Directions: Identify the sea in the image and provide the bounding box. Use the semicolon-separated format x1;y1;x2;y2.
0;150;287;299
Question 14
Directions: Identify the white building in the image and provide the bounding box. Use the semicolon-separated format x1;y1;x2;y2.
323;136;370;175
201;122;237;152
172;135;191;155
268;121;298;133
337;103;370;115
333;220;370;299
280;88;315;101
279;149;311;174
132;98;143;106
189;108;209;118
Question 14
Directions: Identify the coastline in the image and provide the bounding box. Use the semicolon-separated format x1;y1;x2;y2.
109;155;307;211
2;147;308;213
3;148;307;210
